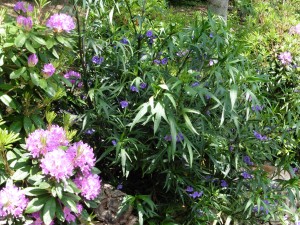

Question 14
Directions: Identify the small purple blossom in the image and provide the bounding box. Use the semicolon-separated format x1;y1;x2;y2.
16;16;32;30
117;184;123;190
278;52;292;65
252;105;263;112
153;59;160;65
140;83;147;89
146;30;153;38
241;171;253;179
164;135;172;141
92;56;104;65
209;59;218;66
112;140;117;146
209;33;214;38
85;129;95;135
46;13;76;33
243;155;254;166
63;207;76;223
186;186;194;192
176;133;184;142
220;180;228;187
28;54;38;67
120;38;129;45
42;63;56;77
14;1;33;13
120;100;129;108
229;145;234;152
253;131;268;141
189;191;203;199
191;82;200;87
130;85;139;92
161;58;168;65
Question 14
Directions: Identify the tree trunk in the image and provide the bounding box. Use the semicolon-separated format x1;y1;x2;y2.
208;0;229;21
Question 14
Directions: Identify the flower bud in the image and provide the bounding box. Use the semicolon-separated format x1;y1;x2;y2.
28;54;38;67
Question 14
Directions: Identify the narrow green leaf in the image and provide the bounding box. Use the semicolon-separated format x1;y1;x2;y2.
9;67;26;79
23;117;34;134
61;196;78;213
11;166;30;180
0;92;18;110
31;35;46;45
130;103;149;130
183;113;199;135
23;187;48;196
25;195;50;213
30;72;40;86
229;87;238;110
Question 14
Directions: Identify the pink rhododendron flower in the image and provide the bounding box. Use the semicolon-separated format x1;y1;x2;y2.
46;13;76;33
16;16;32;30
14;1;34;13
25;125;69;158
40;149;74;181
31;212;54;225
42;63;56;77
74;173;101;200
64;70;81;84
0;184;28;218
28;54;38;67
278;51;292;65
67;141;95;175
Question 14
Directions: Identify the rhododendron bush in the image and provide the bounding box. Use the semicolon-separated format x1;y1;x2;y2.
0;123;100;224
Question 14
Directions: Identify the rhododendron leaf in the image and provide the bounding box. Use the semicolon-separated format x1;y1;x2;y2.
25;41;36;53
0;92;18;111
23;187;48;196
14;33;27;47
25;196;50;213
11;166;30;180
30;72;40;86
42;197;56;225
23;117;34;134
30;35;46;45
61;196;78;213
9;67;26;79
55;203;65;222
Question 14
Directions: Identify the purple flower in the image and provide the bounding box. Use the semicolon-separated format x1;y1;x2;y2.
120;37;129;45
140;83;147;89
191;82;200;87
209;33;214;38
42;63;55;77
229;145;234;152
112;140;117;146
130;85;139;92
0;183;29;218
16;16;32;30
28;54;38;67
189;191;203;199
92;56;104;65
253;131;268;141
220;180;228;187
289;24;300;35
46;13;76;33
85;128;95;135
63;207;76;223
14;1;33;13
186;186;194;192
40;149;74;181
278;52;292;65
153;59;160;65
146;30;153;38
251;105;263;112
243;155;254;166
67;141;96;175
241;171;253;179
31;212;54;225
120;100;129;108
64;70;81;84
176;133;184;142
161;58;168;65
117;184;123;190
164;135;172;141
74;173;101;200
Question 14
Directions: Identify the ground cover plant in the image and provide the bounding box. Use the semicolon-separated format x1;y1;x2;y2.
0;0;300;224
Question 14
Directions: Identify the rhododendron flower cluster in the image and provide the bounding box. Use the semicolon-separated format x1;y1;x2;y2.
14;1;34;13
16;15;33;30
289;24;300;35
278;51;292;65
74;173;101;200
25;125;69;158
42;63;56;77
25;125;101;200
46;13;76;33
40;149;74;181
0;184;28;218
